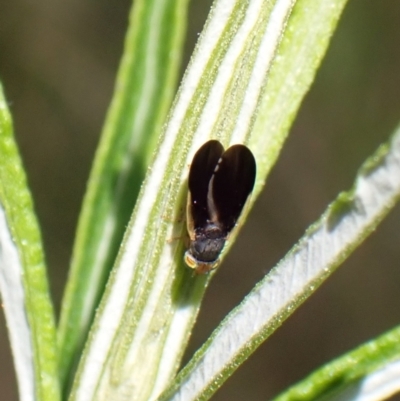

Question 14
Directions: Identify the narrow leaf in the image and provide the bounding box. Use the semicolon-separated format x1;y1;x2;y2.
273;325;400;401
0;85;60;401
57;0;189;390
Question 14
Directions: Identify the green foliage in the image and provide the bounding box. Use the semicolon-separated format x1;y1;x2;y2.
0;85;60;401
1;1;400;401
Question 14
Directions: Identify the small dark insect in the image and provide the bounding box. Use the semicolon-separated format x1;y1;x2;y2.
185;139;256;274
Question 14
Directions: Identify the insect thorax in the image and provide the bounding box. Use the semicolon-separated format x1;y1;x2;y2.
190;224;226;263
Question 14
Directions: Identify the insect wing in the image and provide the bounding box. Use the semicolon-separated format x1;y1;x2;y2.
188;140;225;229
210;144;256;232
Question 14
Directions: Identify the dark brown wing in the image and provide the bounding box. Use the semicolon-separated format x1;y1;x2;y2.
210;144;256;233
188;140;225;229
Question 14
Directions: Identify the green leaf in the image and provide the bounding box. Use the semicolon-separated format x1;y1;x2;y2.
67;0;347;400
57;0;190;390
273;325;400;401
0;84;60;401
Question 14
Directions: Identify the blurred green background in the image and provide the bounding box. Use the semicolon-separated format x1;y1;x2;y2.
1;1;400;400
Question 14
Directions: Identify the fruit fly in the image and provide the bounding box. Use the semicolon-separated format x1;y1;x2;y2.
185;140;256;274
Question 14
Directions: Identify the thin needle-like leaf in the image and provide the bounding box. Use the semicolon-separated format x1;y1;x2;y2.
57;0;190;390
0;85;60;401
273;325;400;401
